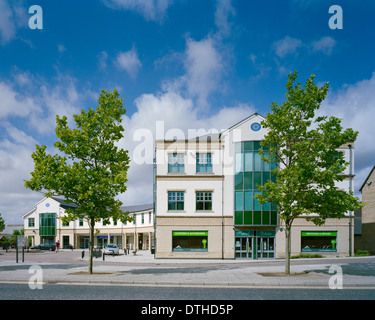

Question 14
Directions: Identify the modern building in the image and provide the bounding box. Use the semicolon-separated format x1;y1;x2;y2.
154;113;356;259
22;197;153;251
356;165;375;254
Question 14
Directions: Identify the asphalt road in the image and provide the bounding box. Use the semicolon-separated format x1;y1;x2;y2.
1;282;375;300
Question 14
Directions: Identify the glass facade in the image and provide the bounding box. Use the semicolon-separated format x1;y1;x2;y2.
39;213;56;236
234;141;278;226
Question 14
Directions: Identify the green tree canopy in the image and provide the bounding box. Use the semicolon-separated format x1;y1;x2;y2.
256;72;363;274
24;89;131;273
0;214;5;232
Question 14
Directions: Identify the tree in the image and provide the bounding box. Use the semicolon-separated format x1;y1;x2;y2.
255;71;363;274
0;213;5;232
24;89;131;274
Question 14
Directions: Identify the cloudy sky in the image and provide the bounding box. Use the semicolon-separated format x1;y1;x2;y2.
1;0;374;225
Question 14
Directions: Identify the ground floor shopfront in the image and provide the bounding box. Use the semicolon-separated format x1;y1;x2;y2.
27;227;154;251
155;217;354;259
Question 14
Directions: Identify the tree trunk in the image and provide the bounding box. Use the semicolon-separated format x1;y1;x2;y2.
89;217;94;274
284;222;292;275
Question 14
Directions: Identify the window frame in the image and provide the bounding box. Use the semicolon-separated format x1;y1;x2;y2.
196;153;213;173
196;191;213;211
168;153;185;173
168;191;185;211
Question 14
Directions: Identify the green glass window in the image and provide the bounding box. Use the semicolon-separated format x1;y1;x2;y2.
244;152;253;171
244;191;252;210
235;191;243;210
235;211;243;225
235;172;243;190
39;213;56;236
244;211;252;224
254;211;262;225
244;172;253;189
234;141;278;226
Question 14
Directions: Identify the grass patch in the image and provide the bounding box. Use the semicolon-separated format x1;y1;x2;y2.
291;253;325;259
355;250;371;256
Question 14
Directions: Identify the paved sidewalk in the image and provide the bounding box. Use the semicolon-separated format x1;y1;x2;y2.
1;250;375;288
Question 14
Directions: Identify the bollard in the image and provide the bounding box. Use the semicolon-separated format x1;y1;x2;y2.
103;251;105;261
22;247;24;263
81;251;84;259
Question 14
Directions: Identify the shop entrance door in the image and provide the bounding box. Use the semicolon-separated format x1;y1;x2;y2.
256;237;275;258
235;237;253;258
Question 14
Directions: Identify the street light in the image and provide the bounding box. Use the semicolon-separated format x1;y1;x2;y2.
348;144;353;257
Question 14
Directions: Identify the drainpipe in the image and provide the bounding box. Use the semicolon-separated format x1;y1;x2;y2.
221;143;225;260
348;144;353;257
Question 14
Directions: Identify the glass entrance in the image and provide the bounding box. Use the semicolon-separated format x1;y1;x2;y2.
256;237;275;258
235;237;253;258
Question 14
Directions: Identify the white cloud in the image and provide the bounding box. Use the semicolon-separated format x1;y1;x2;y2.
182;36;224;109
0;0;28;45
98;51;109;71
103;0;172;22
116;47;142;78
117;88;255;206
0;81;40;118
311;36;336;55
273;36;337;59
273;36;302;58
0;72;94;224
215;0;236;38
319;72;375;194
0;123;41;224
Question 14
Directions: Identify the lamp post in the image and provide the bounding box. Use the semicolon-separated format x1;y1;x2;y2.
348;144;353;257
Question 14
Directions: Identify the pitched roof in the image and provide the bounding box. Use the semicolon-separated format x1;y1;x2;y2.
359;164;375;192
51;197;152;213
0;224;24;237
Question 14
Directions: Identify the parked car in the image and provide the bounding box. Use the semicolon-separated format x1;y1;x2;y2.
31;243;55;251
103;244;119;255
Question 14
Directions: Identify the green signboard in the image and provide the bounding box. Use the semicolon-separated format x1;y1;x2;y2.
257;230;275;237
172;231;208;237
301;231;337;237
235;230;254;237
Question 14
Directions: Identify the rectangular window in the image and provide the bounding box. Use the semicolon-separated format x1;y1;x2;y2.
196;153;212;173
168;192;184;211
28;218;35;227
172;231;208;252
149;212;152;223
196;192;212;211
168;153;184;173
142;213;144;224
39;213;56;236
235;191;243;211
301;231;337;252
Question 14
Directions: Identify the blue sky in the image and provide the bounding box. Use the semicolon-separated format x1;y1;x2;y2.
1;0;375;224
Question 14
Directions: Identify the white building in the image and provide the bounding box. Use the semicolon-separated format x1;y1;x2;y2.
23;197;154;251
154;113;355;259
